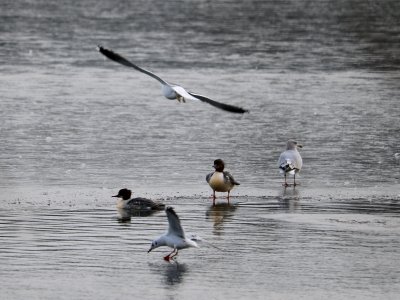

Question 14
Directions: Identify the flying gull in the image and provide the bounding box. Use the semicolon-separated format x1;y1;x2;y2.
97;46;248;114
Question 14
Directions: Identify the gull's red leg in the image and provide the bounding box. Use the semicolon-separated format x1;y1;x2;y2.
163;248;176;261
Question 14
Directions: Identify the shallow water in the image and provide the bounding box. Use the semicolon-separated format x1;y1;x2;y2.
1;190;399;300
1;0;400;299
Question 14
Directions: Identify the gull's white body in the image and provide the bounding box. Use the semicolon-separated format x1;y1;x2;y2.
278;140;303;186
152;232;198;251
278;149;303;176
148;207;198;260
162;84;199;102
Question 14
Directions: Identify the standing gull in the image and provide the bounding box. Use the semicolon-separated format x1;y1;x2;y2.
148;207;199;261
278;140;303;187
97;46;248;113
206;159;240;205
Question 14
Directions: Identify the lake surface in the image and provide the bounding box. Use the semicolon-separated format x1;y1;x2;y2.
1;0;400;299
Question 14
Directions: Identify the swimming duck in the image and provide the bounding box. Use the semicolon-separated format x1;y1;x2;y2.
112;188;165;210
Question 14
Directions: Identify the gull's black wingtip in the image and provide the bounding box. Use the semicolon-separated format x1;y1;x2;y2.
96;45;138;69
166;206;175;213
166;206;179;218
97;45;109;56
238;107;250;114
188;92;249;114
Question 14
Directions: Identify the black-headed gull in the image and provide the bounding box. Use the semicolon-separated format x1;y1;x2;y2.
148;206;198;261
97;46;248;114
206;159;240;205
278;140;303;186
112;188;165;210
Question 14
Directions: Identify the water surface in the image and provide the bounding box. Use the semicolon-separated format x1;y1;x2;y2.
1;0;399;299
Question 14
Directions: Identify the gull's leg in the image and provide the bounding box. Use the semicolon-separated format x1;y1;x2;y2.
227;190;230;204
170;248;179;260
164;248;177;262
293;174;298;186
176;95;185;103
283;173;289;187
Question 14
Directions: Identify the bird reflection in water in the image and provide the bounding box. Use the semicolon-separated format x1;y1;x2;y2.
117;207;160;223
148;261;188;286
206;203;237;235
278;187;301;212
163;262;188;286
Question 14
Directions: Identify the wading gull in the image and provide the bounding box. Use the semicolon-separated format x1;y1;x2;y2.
148;207;199;261
97;46;248;114
278;140;303;187
112;188;165;210
206;159;240;205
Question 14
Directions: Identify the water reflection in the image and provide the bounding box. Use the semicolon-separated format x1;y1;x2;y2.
149;262;189;287
117;208;160;222
278;187;301;212
205;203;237;235
163;262;188;286
280;187;301;199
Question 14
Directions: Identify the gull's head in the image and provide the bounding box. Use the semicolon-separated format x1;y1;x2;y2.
112;188;132;200
148;239;160;253
286;140;302;150
213;159;225;172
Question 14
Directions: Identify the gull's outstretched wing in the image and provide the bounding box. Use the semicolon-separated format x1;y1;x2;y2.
97;46;168;85
166;207;185;239
189;92;249;114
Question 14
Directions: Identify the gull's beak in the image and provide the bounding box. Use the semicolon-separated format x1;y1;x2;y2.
147;247;153;253
297;144;303;148
112;195;119;198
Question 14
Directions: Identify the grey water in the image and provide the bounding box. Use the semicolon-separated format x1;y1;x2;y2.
1;0;400;299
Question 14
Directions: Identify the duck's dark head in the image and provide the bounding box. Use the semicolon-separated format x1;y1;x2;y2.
213;159;225;172
112;188;132;200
